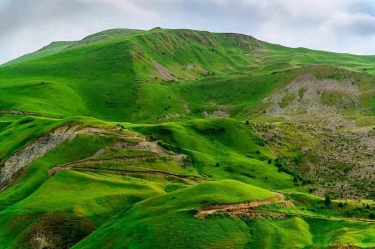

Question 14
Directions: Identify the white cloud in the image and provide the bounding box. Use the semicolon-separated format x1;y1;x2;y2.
78;0;160;21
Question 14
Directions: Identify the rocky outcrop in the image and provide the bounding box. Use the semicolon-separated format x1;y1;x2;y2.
0;125;78;192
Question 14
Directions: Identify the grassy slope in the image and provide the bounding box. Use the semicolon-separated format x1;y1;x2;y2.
134;118;295;190
74;180;276;249
75;180;375;249
2;28;375;248
68;28;144;49
1;41;75;67
1;28;375;122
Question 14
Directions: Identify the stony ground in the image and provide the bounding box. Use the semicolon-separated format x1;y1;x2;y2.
252;120;375;200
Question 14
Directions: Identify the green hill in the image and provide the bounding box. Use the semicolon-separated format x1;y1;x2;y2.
2;28;375;248
1;41;75;67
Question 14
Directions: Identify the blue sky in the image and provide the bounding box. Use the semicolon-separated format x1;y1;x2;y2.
2;0;375;64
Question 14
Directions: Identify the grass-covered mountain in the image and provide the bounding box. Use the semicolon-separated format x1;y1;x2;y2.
2;28;375;248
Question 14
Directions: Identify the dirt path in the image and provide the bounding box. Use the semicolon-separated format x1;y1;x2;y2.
74;167;200;185
48;157;201;184
48;154;158;176
74;167;198;181
194;192;285;219
0;109;63;119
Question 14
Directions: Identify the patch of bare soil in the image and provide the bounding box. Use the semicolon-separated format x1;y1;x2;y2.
203;102;231;118
194;192;285;219
151;60;177;80
23;212;95;249
184;104;191;114
187;64;195;70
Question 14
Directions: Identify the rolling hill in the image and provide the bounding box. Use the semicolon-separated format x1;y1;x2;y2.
1;28;375;248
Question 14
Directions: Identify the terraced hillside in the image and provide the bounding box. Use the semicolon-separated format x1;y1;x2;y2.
2;28;375;248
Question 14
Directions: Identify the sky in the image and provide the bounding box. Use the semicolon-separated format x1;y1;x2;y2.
2;0;375;64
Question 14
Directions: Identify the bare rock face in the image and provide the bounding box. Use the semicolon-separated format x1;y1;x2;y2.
151;60;177;80
0;125;78;192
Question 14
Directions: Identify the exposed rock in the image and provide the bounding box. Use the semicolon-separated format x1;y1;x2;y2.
203;102;231;118
0;125;79;192
151;60;177;80
184;104;191;114
115;140;175;157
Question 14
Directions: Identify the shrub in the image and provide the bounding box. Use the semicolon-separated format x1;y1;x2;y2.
188;208;199;216
324;194;332;206
19;117;34;125
183;156;193;167
309;188;317;194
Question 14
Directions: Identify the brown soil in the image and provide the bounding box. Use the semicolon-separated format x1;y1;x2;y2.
23;212;95;249
194;192;285;219
151;60;177;80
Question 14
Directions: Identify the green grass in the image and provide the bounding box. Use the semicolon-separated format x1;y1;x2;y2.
1;41;75;67
2;27;375;248
134;118;296;190
2;28;375;121
74;180;275;249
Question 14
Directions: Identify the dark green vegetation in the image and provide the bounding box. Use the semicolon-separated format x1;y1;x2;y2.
2;28;375;248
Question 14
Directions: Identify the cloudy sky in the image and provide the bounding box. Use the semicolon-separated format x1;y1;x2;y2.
2;0;375;64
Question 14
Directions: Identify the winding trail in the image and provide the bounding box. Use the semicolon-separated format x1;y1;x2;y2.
74;167;200;183
48;156;201;184
48;154;158;176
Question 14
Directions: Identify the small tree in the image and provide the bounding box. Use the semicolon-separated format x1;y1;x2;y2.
338;202;344;208
245;120;250;125
370;212;375;219
216;162;220;167
324;194;332;206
